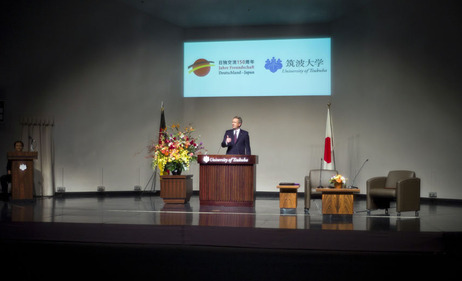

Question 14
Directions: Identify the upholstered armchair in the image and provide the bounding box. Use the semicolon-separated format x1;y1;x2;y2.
366;170;420;216
304;169;338;213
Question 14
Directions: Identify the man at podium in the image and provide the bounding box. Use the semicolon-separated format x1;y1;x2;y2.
221;116;251;155
1;140;24;200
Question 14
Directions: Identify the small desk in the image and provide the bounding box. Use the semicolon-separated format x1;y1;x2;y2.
277;184;300;213
160;175;193;204
316;188;360;215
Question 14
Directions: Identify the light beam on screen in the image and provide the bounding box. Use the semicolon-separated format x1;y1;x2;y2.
183;38;331;97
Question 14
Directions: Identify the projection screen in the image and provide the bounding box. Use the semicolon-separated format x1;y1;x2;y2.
184;38;331;97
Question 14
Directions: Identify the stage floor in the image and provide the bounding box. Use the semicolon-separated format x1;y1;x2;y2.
1;194;461;279
1;194;461;232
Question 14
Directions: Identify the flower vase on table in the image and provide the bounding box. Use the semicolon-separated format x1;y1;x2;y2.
148;123;205;203
171;169;182;175
330;174;346;189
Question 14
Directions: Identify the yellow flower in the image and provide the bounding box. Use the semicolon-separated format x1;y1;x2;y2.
330;174;346;184
149;123;205;174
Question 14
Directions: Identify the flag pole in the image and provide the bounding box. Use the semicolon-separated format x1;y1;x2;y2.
322;102;335;170
151;101;166;192
143;101;165;194
328;102;336;170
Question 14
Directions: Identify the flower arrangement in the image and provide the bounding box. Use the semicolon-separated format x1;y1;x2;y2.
330;174;346;185
149;124;205;175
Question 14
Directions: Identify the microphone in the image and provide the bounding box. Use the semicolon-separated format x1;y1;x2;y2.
217;136;227;154
317;158;323;188
348;159;369;189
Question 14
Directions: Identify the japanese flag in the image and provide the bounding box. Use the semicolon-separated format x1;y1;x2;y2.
323;105;335;170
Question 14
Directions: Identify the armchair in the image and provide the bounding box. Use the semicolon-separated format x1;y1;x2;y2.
304;169;338;213
366;170;420;216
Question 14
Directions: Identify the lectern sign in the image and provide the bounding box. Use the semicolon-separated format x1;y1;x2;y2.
200;155;252;164
197;155;258;165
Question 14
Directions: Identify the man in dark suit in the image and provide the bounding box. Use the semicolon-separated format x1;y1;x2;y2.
221;116;251;155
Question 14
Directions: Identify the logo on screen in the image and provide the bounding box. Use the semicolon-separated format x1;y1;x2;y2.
264;57;283;73
188;59;215;77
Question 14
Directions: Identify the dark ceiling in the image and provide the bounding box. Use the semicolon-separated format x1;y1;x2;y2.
119;0;371;28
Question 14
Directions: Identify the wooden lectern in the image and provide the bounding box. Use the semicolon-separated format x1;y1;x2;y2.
7;151;38;200
277;184;300;209
197;154;258;207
